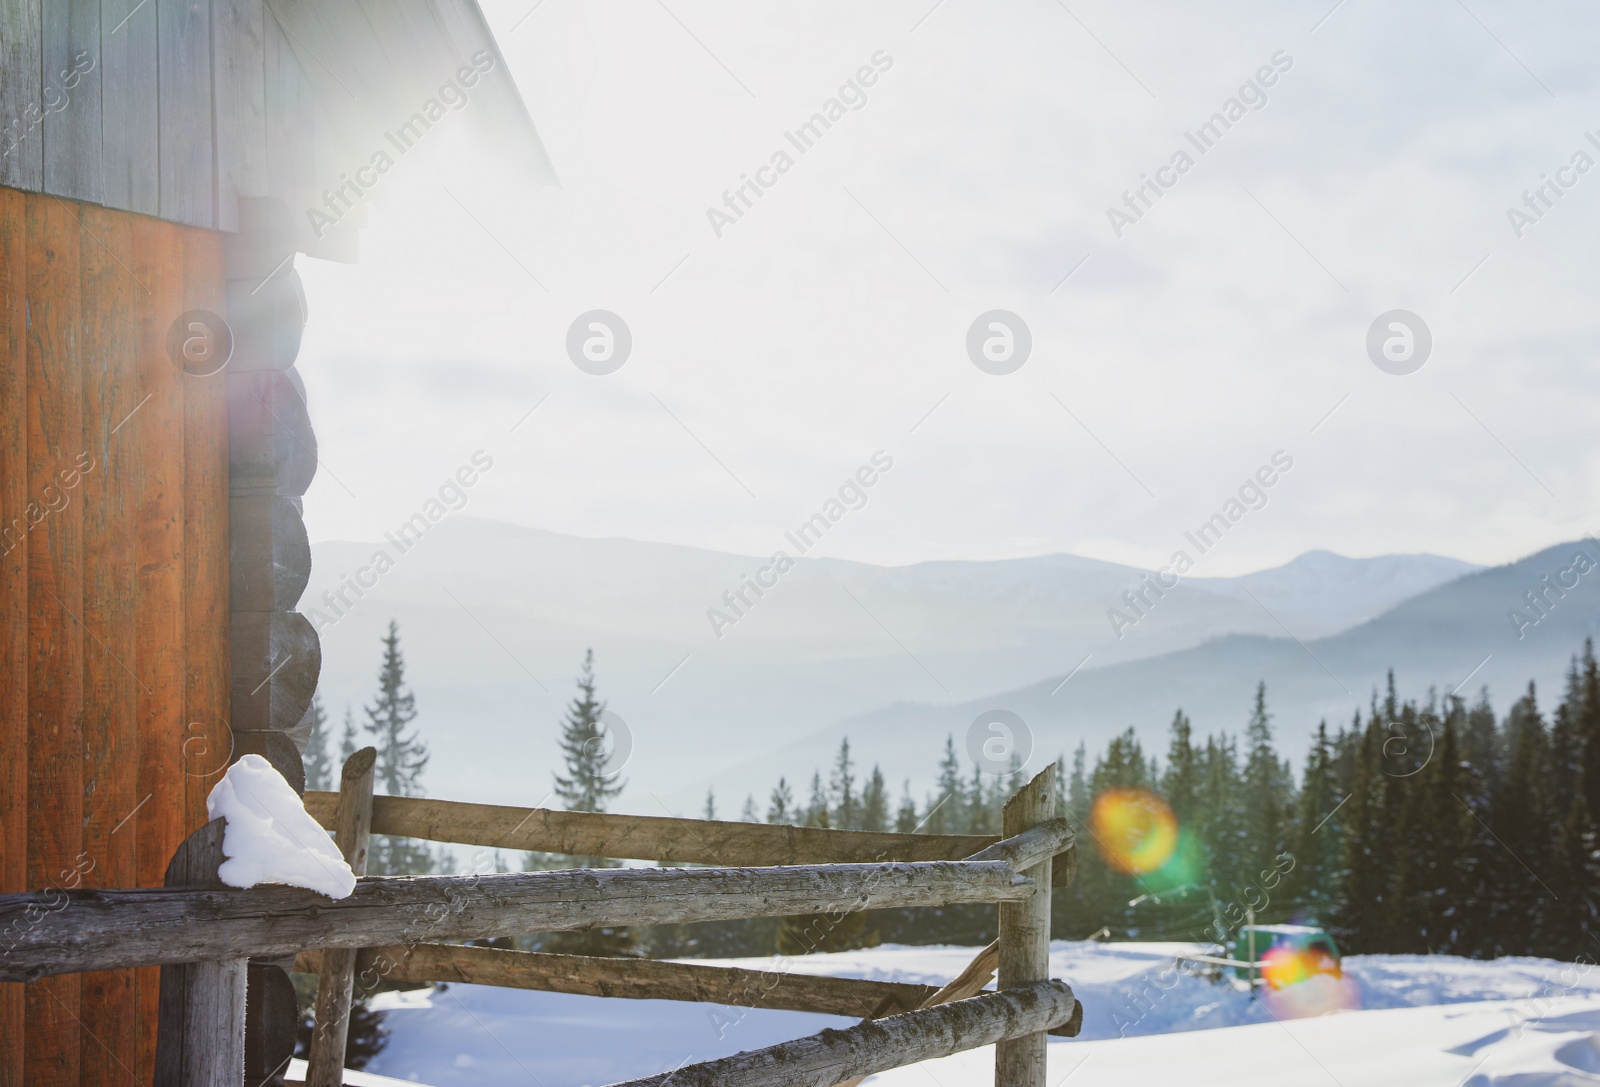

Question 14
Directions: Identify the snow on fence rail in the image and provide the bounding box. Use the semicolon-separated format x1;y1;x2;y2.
0;756;1078;1087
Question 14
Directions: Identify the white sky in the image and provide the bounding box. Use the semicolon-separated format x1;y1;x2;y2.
294;0;1600;576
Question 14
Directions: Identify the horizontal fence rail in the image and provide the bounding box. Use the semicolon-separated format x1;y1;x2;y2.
605;980;1082;1087
295;943;941;1019
0;860;1036;982
302;792;1001;867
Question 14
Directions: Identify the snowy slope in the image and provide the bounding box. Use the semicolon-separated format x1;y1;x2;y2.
355;942;1600;1086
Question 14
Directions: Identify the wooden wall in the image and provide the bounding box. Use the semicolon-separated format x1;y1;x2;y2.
0;0;553;261
0;188;229;1087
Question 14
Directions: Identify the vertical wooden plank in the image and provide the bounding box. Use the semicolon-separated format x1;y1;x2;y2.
262;12;314;245
132;214;186;1086
995;765;1055;1087
24;190;84;1087
42;0;103;204
76;203;141;1087
155;820;247;1087
307;748;378;1087
0;0;44;192
181;222;229;836
0;185;28;1087
211;0;267;233
157;0;214;227
100;0;160;216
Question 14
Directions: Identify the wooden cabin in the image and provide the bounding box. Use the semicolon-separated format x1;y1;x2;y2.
0;3;553;1084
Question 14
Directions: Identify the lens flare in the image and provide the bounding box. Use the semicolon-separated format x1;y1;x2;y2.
1259;945;1361;1018
1091;789;1178;874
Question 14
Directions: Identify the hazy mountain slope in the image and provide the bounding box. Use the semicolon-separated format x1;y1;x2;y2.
712;541;1598;809
305;516;1483;810
1186;550;1479;631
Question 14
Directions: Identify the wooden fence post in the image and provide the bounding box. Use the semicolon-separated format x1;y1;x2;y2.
306;746;377;1087
154;819;247;1087
995;765;1055;1087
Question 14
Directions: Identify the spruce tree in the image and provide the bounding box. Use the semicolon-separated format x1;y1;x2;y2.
1067;742;1090;820
928;736;964;833
767;777;795;824
1496;683;1553;955
895;781;919;833
1578;640;1600;823
542;650;635;958
1242;683;1290;882
1161;709;1201;826
861;766;889;832
1552;654;1587;814
804;772;830;828
966;764;994;834
339;706;359;762
740;794;759;822
703;789;717;821
1197;733;1247;923
1391;702;1459;952
1546;792;1600;957
1331;718;1384;951
303;693;333;791
1290;722;1339;920
364;621;433;875
831;739;858;830
552;649;625;815
1455;691;1503;958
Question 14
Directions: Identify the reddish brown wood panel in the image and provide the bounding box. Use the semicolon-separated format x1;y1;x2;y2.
76;204;142;1087
0;186;28;1087
182;226;230;838
26;191;86;1087
0;190;230;1087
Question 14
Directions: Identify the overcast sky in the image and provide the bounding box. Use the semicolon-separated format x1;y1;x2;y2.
293;0;1600;576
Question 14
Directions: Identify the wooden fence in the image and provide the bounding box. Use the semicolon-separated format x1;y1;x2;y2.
0;753;1079;1087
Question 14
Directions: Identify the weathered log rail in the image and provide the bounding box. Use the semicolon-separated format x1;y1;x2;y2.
608;980;1081;1087
0;859;1038;981
294;943;943;1019
1;761;1077;1087
301;790;1002;867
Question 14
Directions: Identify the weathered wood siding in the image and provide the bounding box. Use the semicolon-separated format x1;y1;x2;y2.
0;190;229;1087
0;0;553;257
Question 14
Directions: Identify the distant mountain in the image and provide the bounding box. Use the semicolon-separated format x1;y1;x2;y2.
1186;550;1479;632
712;540;1599;808
304;516;1481;812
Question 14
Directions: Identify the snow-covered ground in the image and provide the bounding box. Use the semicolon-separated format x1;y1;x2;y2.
352;942;1600;1086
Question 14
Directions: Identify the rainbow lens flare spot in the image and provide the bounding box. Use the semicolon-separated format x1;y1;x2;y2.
1260;945;1360;1018
1091;789;1179;874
